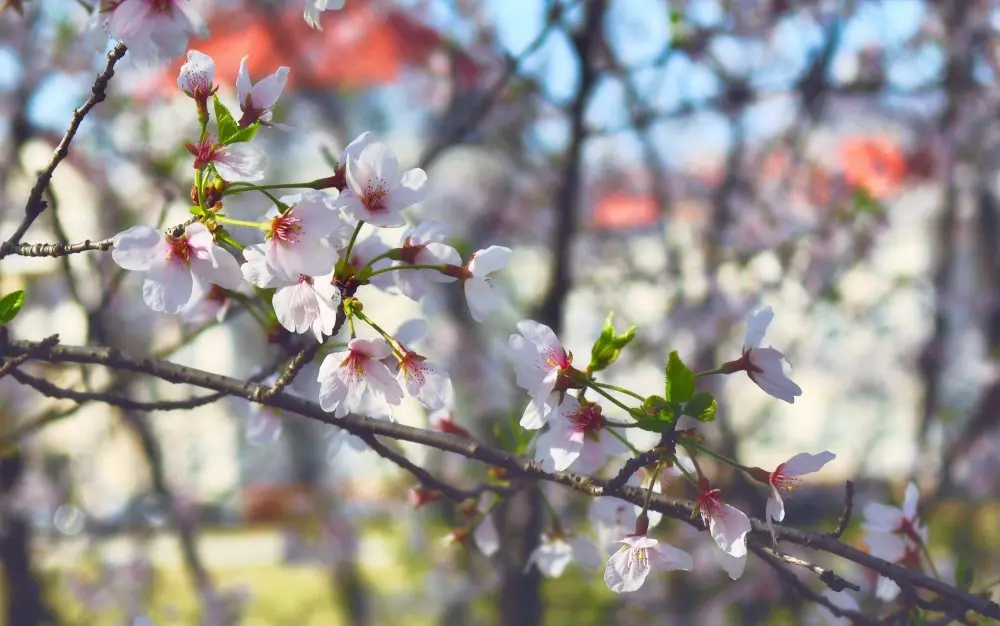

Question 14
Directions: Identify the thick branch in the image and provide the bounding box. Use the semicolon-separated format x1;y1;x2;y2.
2;337;999;621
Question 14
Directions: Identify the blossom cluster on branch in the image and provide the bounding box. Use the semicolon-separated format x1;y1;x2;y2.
1;3;999;625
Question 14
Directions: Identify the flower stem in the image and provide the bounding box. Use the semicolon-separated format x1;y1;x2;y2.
591;381;645;401
367;263;449;279
694;366;727;379
341;221;365;271
353;309;405;360
641;460;665;514
687;440;754;475
223;182;316;196
605;427;640;455
215;216;266;230
586;382;637;417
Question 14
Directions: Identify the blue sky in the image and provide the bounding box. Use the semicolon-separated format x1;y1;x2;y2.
0;0;939;161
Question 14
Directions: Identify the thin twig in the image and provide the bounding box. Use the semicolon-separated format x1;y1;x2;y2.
829;480;854;539
752;544;879;626
0;43;127;258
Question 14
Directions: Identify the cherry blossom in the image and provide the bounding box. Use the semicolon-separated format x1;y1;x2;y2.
527;532;602;578
604;534;693;593
180;283;232;325
395;221;460;300
240;244;340;341
392;319;452;410
112;222;244;314
340;143;427;227
724;305;802;403
589;474;664;552
462;245;511;322
262;192;343;277
510;319;574;410
534;396;624;474
186;137;267;183
317;338;403;417
303;0;346;30
103;0;207;63
314;131;373;191
697;481;752;580
177;50;216;103
236;56;290;127
756;451;836;540
862;482;927;601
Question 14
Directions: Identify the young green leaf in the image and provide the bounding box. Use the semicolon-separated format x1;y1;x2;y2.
665;351;695;403
0;290;25;325
588;312;637;372
684;391;717;422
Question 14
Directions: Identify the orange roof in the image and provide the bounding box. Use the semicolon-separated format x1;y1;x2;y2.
840;136;906;199
591;193;661;230
150;2;481;98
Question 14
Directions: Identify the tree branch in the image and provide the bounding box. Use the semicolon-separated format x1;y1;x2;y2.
0;43;127;259
2;336;999;621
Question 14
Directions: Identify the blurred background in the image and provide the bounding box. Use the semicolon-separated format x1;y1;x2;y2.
2;0;1000;624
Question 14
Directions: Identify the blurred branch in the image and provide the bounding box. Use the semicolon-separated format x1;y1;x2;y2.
0;43;127;259
3;336;1000;621
751;544;877;626
829;480;854;539
419;0;565;169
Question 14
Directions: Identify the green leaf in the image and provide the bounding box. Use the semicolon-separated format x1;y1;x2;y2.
683;391;717;422
665;351;695;403
212;95;259;145
588;312;637;372
225;123;260;145
635;415;673;434
0;290;25;325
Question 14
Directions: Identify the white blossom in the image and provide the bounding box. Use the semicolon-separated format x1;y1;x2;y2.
317;338;403;417
463;245;511;322
236;56;290;127
604;535;692;593
739;306;802;403
340;143;426;227
112;223;244;314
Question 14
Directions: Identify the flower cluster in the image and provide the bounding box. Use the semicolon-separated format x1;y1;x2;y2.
498;309;833;593
862;482;929;601
111;51;510;421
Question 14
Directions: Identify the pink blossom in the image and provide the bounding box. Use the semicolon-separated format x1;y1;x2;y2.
262;192;343;277
463;245;511;322
697;482;752;580
186;137;267;183
760;451;835;539
527;533;602;578
240;244;340;341
340;143;426;227
604;534;693;593
104;0;207;63
236;56;290;127
725;305;802;403
317;338;403;417
112;222;244;314
534;396;624;474
394;221;460;300
177;49;216;102
510;319;573;411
